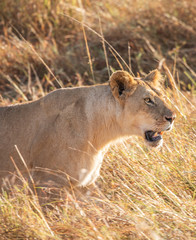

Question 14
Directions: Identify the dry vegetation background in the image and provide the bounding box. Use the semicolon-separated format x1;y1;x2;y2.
0;0;195;239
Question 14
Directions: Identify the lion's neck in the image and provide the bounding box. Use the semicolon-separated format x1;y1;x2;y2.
86;85;125;151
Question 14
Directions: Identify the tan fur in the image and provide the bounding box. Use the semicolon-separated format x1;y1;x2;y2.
0;70;175;187
144;69;162;86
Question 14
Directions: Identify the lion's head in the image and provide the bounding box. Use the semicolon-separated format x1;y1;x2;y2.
109;69;176;147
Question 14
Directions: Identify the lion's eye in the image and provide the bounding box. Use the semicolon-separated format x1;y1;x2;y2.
144;98;155;105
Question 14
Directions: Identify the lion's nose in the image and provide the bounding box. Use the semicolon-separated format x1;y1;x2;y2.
164;113;176;124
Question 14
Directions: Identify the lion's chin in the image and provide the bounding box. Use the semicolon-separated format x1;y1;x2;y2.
145;138;163;148
143;130;164;148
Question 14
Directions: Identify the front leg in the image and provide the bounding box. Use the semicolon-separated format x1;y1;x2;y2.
78;152;104;187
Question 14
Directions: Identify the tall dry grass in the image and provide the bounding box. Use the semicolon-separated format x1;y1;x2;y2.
0;0;195;239
0;0;196;98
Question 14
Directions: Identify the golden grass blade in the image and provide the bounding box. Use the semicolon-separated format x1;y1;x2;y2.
163;62;195;110
82;25;95;83
14;145;36;191
99;17;110;78
11;25;63;88
60;13;134;75
1;73;28;101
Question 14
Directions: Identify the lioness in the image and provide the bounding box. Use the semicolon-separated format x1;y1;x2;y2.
0;70;175;187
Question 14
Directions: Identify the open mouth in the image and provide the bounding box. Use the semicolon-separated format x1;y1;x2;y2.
145;131;163;142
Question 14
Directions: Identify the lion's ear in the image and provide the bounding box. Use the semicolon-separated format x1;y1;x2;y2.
144;69;162;86
109;71;137;104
